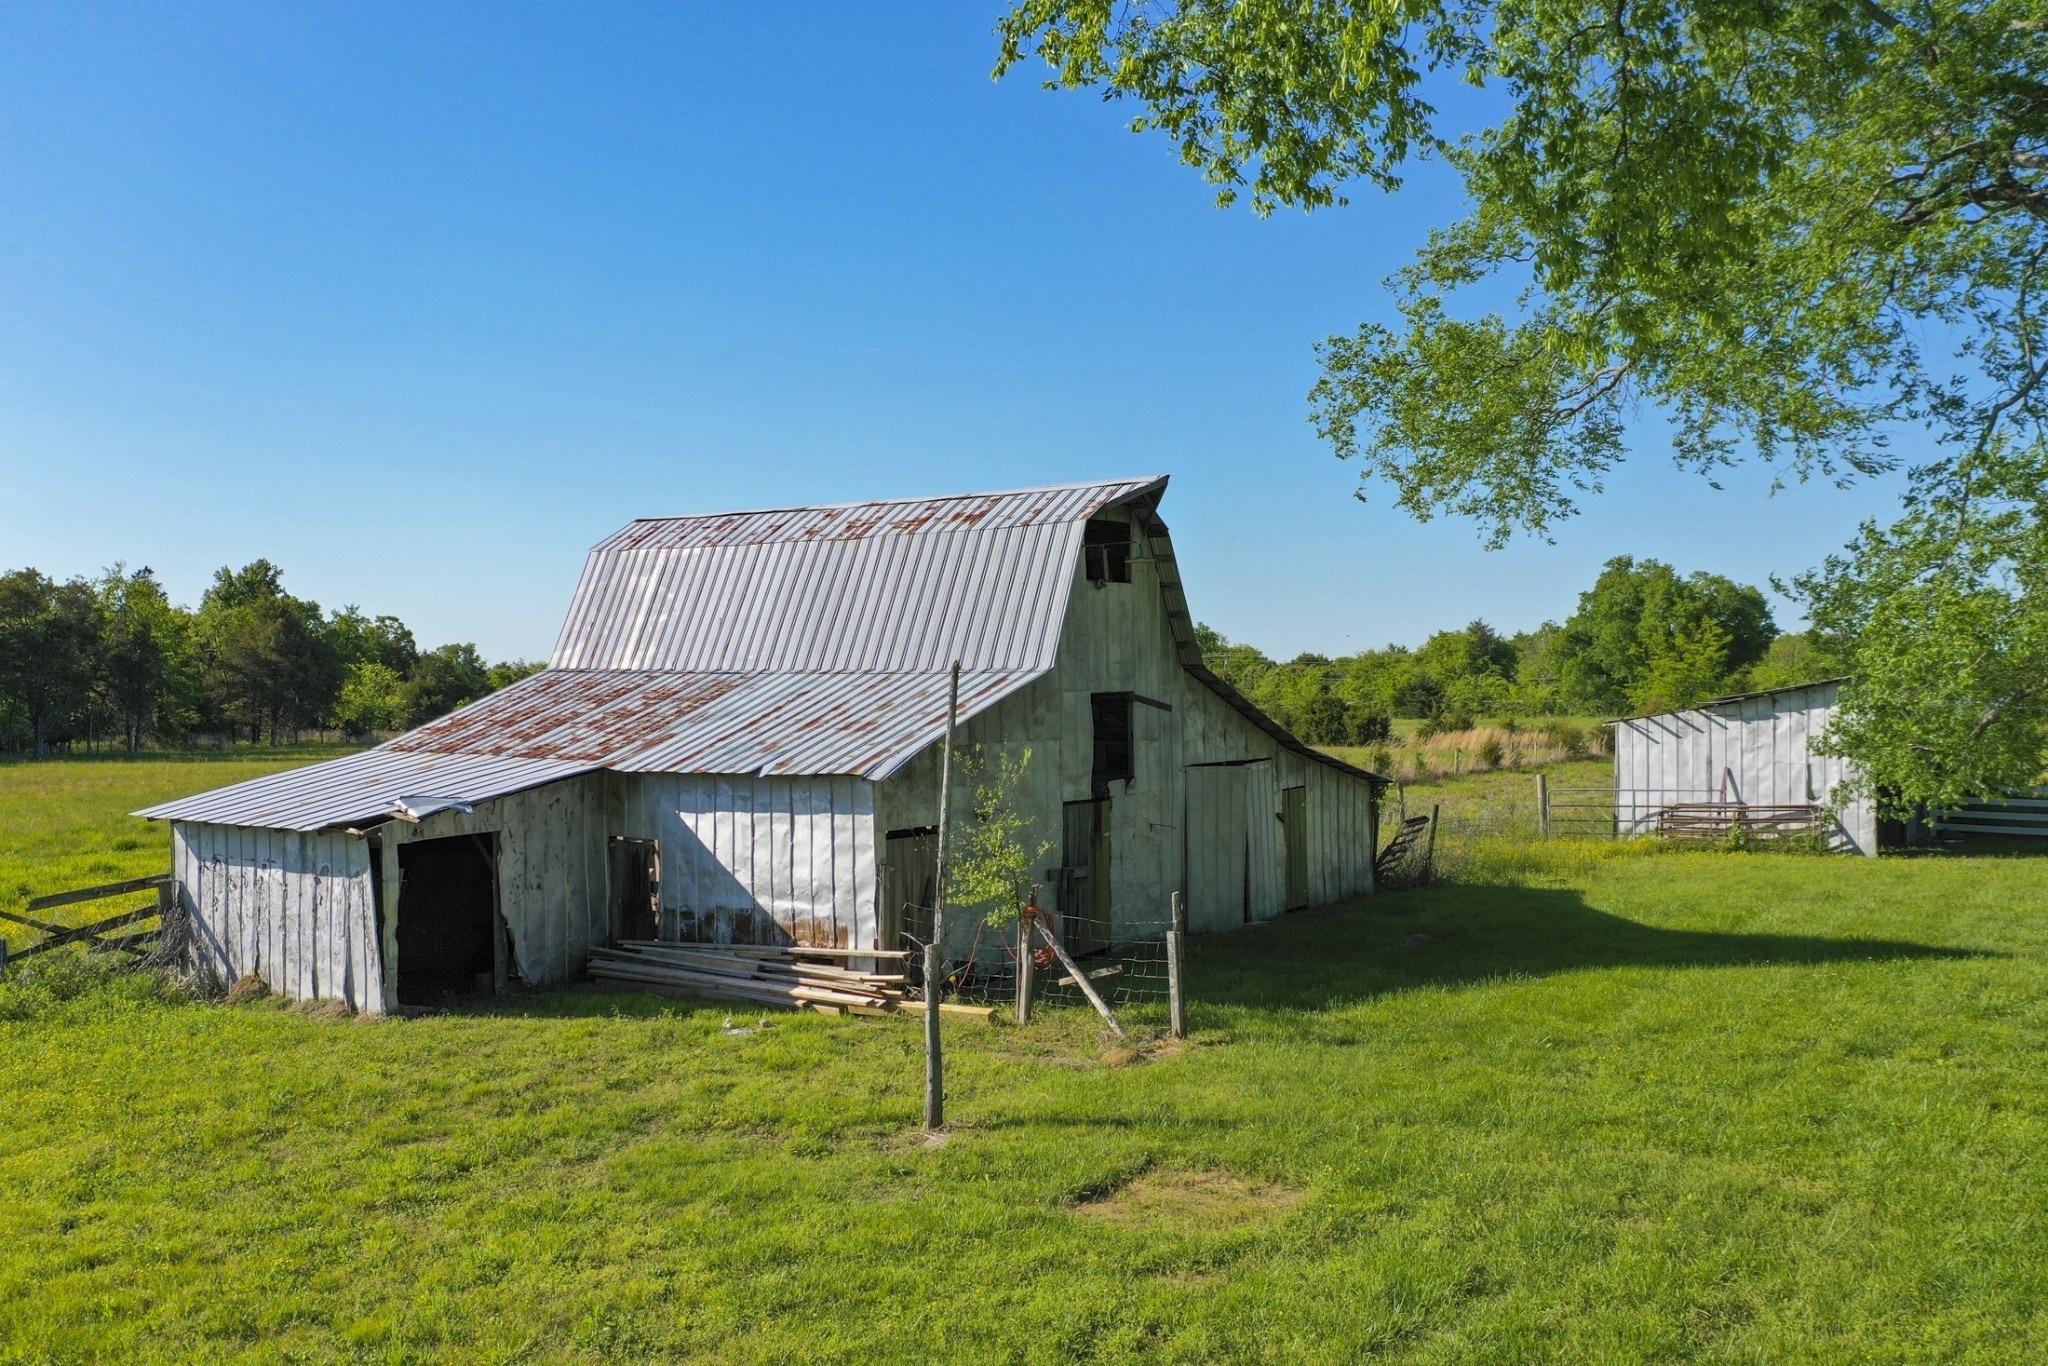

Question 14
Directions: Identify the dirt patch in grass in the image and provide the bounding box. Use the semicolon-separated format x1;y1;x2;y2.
1074;1170;1303;1228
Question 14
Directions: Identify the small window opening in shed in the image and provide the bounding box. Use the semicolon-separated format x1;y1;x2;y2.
395;834;498;1005
1091;693;1135;794
1083;519;1131;584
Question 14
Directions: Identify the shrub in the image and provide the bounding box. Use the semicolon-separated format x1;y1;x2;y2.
1415;716;1443;742
1440;705;1476;732
1476;736;1506;768
1347;706;1393;746
1365;745;1394;774
1410;749;1431;776
1543;720;1589;759
1497;716;1521;735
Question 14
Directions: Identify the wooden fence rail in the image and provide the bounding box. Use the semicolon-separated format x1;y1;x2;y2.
0;873;173;977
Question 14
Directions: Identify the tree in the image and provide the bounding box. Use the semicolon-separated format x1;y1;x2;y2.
0;570;102;756
197;563;341;743
327;607;419;676
1800;447;2048;811
945;746;1056;929
1746;632;1852;693
98;565;198;751
334;661;410;738
486;659;545;691
405;643;493;725
1555;557;1775;713
1000;1;2047;542
999;0;2048;787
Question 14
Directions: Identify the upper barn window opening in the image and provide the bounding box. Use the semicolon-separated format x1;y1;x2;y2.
1084;518;1132;584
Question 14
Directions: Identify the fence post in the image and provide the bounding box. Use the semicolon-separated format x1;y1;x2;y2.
1424;804;1440;882
1167;891;1187;1040
1537;773;1550;839
1015;913;1034;1025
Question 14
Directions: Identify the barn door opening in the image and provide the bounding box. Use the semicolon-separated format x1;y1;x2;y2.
883;827;938;955
396;834;497;1004
608;837;660;943
1282;786;1308;910
1061;799;1111;956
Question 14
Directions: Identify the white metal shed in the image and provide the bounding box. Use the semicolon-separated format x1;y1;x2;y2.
1609;679;1878;856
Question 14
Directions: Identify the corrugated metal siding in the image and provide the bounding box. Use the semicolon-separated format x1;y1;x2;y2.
1611;681;1877;855
616;772;877;949
174;822;382;1010
138;749;598;832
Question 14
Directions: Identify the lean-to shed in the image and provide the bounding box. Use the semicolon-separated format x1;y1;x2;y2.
1609;679;1878;855
139;476;1384;1013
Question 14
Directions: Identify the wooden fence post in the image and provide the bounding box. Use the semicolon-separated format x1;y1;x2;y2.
1167;891;1187;1040
1015;912;1034;1025
924;662;960;1132
1424;803;1440;882
1537;773;1550;839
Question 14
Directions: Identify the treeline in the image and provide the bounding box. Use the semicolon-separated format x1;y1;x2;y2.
1201;555;1847;745
0;561;542;757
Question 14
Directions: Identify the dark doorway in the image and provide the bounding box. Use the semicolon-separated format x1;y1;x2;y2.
883;827;938;953
396;834;497;1004
609;837;661;943
1282;785;1308;910
1061;799;1111;956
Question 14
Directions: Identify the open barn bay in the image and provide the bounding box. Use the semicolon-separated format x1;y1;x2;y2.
4;754;2047;1361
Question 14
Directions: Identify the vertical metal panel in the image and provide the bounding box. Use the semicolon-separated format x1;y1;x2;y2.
627;772;878;948
174;821;381;1012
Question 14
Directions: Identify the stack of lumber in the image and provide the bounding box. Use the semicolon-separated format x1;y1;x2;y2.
588;940;910;1013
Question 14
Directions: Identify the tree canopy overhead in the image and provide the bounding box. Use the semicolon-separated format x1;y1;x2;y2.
998;0;2046;541
999;1;2048;809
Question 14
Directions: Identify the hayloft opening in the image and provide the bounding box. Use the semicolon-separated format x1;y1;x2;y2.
1083;518;1131;583
396;834;498;1004
1091;693;1134;793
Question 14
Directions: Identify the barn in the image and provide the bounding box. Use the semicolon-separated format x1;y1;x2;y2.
138;476;1384;1013
1609;679;1879;855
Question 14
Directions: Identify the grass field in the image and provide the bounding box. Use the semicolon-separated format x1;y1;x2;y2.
4;752;2047;1360
0;745;363;951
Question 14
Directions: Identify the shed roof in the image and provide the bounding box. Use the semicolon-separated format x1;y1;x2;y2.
1603;677;1850;726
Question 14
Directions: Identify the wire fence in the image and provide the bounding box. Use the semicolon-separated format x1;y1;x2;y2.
894;895;1175;1016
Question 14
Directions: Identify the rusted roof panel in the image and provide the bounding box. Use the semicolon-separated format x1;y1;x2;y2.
389;667;1038;776
137;667;1041;830
552;477;1165;672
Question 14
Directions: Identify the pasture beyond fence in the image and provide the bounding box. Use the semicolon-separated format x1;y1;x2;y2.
0;873;177;978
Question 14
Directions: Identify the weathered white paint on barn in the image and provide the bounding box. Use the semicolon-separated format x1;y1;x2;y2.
1610;680;1877;855
874;508;1380;957
152;478;1382;1008
173;822;381;1009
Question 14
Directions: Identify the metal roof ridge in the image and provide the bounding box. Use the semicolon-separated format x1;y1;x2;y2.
615;475;1168;526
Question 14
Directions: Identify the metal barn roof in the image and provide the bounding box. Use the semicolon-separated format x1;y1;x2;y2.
138;474;1377;832
133;749;600;832
550;477;1164;672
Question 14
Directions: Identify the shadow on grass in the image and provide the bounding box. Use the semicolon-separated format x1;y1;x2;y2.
1192;883;1991;1015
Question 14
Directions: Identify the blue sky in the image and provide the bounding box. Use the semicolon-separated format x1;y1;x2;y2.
0;2;1913;663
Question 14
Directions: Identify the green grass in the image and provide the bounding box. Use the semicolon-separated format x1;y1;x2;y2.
4;758;2048;1360
0;744;362;948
